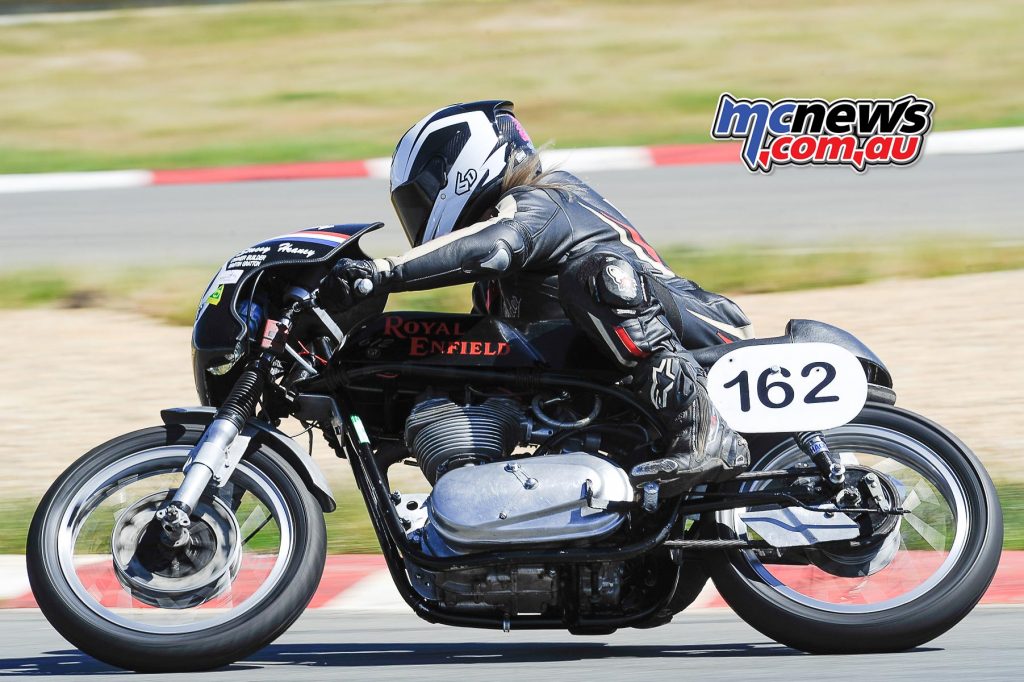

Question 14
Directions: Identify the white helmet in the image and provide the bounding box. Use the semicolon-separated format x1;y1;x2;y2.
390;100;537;246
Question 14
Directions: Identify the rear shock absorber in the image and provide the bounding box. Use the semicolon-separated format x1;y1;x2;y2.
794;431;846;490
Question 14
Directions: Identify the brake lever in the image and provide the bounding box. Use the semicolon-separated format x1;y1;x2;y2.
303;289;347;347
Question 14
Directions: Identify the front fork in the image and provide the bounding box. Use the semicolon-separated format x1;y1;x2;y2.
158;310;297;546
157;362;268;545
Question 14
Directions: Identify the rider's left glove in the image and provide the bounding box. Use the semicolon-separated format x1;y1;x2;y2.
318;258;388;310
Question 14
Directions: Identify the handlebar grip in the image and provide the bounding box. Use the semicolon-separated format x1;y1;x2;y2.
354;278;374;297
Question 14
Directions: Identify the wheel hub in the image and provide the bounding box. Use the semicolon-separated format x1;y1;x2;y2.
111;491;241;609
806;465;902;577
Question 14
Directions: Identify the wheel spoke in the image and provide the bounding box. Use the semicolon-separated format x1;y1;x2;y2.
868;457;905;475
911;479;939;504
238;504;269;539
902;489;922;513
904;512;946;551
839;452;861;466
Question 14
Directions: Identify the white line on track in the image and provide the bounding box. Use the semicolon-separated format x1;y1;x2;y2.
0;170;152;194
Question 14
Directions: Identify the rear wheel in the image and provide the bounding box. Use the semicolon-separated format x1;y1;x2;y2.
705;404;1002;653
28;424;327;672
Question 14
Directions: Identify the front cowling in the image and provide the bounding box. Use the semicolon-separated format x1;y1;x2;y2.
192;223;385;405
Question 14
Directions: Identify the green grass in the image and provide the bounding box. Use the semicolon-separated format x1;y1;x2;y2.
1001;484;1024;551
659;239;1024;295
0;265;216;325
0;0;1021;173
3;481;1022;555
3;238;1022;324
0;272;75;308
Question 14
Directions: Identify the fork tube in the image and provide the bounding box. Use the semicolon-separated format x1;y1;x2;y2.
171;360;268;513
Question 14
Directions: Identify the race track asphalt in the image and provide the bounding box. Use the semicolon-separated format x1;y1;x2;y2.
0;606;1020;681
1;151;1021;270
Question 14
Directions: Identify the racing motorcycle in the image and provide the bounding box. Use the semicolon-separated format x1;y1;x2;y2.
28;223;1002;672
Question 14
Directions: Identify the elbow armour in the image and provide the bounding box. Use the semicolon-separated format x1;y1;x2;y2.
464;239;514;275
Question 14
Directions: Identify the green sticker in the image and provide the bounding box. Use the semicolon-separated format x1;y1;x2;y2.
207;284;225;306
350;415;370;445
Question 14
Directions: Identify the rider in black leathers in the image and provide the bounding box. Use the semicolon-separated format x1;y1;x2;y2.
320;100;752;494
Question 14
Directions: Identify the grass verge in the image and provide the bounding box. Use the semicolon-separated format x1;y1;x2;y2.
3;237;1023;323
3;481;1022;555
0;0;1021;172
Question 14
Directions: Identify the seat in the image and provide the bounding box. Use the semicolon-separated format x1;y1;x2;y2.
689;319;892;388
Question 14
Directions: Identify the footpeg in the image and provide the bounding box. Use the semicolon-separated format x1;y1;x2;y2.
641;482;660;512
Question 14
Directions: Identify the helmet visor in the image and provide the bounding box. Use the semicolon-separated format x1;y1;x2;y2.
391;156;446;246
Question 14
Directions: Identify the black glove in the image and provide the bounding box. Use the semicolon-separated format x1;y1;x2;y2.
318;258;385;310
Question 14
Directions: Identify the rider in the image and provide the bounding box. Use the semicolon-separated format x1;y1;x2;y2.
320;100;752;495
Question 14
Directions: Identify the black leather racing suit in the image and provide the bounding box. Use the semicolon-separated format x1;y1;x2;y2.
374;170;753;364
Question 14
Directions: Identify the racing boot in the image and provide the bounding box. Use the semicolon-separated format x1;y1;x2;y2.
630;351;749;497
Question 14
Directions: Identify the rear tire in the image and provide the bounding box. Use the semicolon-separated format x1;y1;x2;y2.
28;424;327;672
705;405;1002;653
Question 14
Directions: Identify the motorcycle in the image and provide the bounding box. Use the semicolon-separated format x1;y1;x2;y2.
28;223;1003;671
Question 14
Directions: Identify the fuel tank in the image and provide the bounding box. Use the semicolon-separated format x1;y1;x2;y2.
335;313;611;371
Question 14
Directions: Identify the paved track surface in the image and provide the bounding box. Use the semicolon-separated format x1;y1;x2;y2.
0;607;1020;680
2;152;1021;270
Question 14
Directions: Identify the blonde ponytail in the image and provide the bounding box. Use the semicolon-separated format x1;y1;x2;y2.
500;151;581;198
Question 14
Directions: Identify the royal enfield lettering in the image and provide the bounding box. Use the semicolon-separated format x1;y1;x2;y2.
380;315;504;357
409;338;510;357
382;316;466;339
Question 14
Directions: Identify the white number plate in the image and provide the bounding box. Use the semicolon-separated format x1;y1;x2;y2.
706;342;868;433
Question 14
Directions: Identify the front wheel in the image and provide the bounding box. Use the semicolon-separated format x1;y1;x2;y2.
28;424;327;672
705;404;1002;654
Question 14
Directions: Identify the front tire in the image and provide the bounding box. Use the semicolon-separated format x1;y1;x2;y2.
705;404;1002;653
28;424;327;672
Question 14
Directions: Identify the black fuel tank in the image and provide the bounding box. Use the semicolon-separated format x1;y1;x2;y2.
335;312;611;372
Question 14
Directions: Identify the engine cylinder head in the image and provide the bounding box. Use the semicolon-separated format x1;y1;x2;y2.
405;398;524;483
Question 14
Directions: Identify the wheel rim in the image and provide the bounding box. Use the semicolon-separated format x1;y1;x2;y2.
719;424;970;614
56;446;295;634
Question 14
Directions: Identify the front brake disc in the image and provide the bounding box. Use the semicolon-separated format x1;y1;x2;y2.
111;491;241;609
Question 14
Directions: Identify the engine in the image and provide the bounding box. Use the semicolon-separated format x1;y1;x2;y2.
404;397;525;483
399;394;637;615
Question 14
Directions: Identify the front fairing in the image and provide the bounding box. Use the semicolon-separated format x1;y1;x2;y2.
192;222;384;404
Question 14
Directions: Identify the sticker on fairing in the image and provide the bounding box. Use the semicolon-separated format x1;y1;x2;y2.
707;342;868;433
196;269;243;315
206;284;225;306
214;269;245;286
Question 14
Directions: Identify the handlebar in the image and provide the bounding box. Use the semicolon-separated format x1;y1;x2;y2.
282;276;373;347
354;277;374;297
292;290;347;346
293;277;373;314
